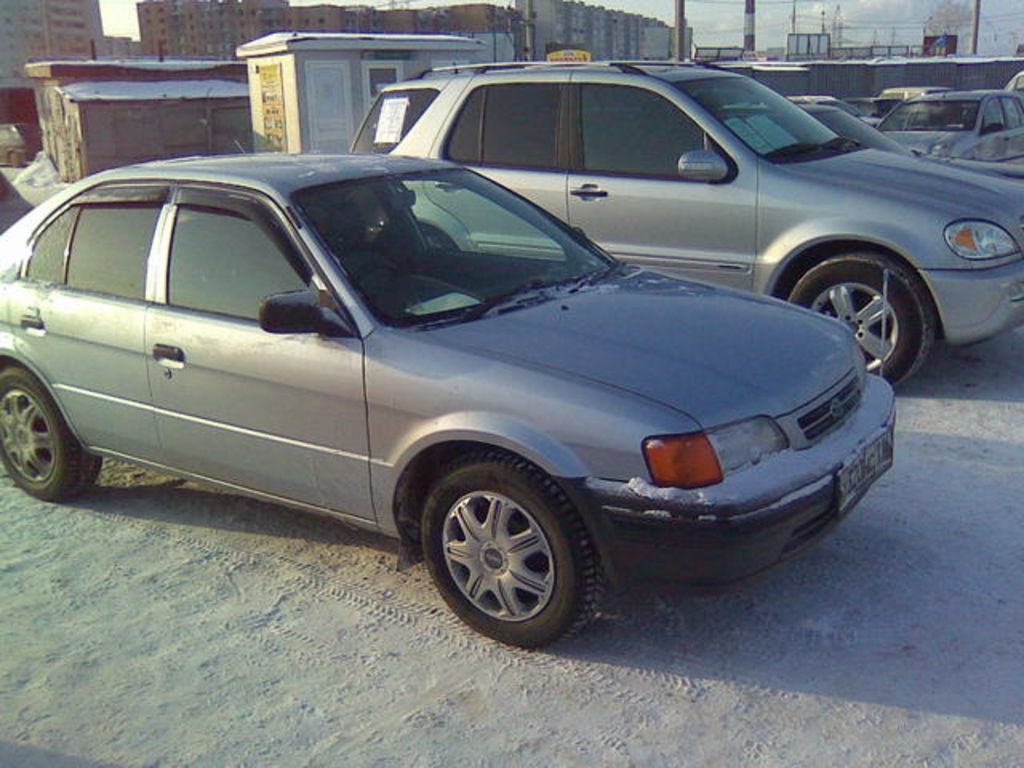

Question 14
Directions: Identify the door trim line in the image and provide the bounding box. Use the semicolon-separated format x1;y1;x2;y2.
53;383;393;467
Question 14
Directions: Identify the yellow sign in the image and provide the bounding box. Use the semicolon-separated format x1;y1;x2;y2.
259;63;287;152
546;49;592;62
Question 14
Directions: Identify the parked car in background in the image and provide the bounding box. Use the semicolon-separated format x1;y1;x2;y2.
0;154;896;646
0;123;41;167
799;103;913;155
1007;70;1024;94
878;90;1024;161
871;86;952;122
362;63;1024;383
787;95;870;120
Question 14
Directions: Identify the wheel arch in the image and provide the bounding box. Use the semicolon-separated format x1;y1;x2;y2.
388;437;618;586
0;354;88;444
767;238;944;339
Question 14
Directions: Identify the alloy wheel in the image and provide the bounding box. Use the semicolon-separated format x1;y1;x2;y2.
812;281;899;372
0;389;56;483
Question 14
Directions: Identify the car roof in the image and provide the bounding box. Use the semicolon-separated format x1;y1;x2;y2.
87;153;452;196
906;90;1008;102
417;60;740;85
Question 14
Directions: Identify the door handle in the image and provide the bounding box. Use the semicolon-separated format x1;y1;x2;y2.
570;184;609;199
153;344;186;367
20;313;45;332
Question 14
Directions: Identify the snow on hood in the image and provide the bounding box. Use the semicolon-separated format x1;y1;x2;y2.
885;130;967;157
424;269;856;429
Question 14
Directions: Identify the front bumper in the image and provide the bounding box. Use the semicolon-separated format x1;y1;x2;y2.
925;259;1024;345
563;376;896;588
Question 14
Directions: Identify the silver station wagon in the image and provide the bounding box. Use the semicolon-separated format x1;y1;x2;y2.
0;155;894;646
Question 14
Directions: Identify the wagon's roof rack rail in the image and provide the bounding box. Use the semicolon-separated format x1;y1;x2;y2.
413;60;694;79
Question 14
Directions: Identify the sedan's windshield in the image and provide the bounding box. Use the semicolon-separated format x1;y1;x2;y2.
294;170;611;327
879;100;979;132
676;76;840;160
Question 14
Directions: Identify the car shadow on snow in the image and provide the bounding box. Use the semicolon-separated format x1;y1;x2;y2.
0;740;122;768
70;463;397;557
898;327;1024;403
552;428;1024;726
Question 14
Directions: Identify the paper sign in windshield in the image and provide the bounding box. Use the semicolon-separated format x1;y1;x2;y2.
374;96;410;145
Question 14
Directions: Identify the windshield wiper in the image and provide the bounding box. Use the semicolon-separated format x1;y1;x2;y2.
822;136;863;152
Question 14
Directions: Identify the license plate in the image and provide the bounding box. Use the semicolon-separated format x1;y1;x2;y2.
837;427;894;513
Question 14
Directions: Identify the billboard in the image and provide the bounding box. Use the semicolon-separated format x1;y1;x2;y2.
787;33;830;61
923;34;958;56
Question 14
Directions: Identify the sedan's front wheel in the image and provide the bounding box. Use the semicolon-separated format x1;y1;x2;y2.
422;451;604;647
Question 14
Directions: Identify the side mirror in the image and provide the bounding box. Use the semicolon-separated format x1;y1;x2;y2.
980;121;1004;136
259;290;355;337
677;150;730;183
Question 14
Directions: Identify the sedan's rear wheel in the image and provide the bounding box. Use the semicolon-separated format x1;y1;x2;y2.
789;253;937;383
0;368;101;501
422;451;604;647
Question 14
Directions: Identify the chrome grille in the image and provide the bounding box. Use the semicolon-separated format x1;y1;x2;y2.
797;376;861;442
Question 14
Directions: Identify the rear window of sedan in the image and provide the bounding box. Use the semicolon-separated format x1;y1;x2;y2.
879;100;980;132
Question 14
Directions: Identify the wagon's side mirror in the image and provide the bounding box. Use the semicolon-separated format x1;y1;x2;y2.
677;150;730;183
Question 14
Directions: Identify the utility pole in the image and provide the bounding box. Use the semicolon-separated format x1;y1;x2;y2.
791;0;797;34
744;0;755;53
675;0;687;60
971;0;981;54
525;0;535;60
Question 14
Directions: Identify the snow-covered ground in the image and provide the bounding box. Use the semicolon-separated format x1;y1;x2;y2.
1;326;1023;767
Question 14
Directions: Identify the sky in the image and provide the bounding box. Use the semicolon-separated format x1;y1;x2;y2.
98;0;1024;54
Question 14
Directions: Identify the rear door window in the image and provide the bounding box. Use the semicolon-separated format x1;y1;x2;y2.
980;99;1004;132
66;204;161;300
1000;98;1022;130
446;83;561;170
352;88;439;153
27;207;77;283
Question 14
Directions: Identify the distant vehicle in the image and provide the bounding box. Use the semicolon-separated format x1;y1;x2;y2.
1007;70;1024;94
870;87;953;123
799;103;913;155
0;123;41;167
787;95;867;119
0;154;896;647
362;62;1024;382
878;90;1024;161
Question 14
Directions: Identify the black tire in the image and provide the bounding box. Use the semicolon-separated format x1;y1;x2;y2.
0;367;101;501
421;450;604;647
789;252;937;384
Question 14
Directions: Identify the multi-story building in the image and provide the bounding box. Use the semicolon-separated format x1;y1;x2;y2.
0;0;104;85
138;1;522;60
517;0;670;60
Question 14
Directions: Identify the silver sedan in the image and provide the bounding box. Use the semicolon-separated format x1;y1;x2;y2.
0;155;894;646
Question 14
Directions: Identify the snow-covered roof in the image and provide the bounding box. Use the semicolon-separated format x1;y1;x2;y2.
237;31;485;57
26;58;240;72
56;79;249;103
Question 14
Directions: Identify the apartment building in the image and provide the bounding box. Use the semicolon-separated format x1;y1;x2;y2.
516;0;670;60
0;0;104;85
138;1;522;60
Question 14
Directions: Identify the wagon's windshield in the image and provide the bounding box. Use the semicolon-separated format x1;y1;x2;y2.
878;100;980;132
294;170;612;327
676;76;843;160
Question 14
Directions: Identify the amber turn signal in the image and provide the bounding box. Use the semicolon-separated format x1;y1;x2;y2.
642;432;724;489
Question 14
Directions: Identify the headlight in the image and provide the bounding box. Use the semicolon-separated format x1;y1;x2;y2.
708;417;789;475
642;417;788;489
944;220;1019;261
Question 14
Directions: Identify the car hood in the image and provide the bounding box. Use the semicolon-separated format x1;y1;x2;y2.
423;269;855;428
884;130;966;156
784;146;1019;213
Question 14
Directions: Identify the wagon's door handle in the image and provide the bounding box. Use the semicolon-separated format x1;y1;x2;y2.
20;311;45;334
570;184;609;199
152;344;185;368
